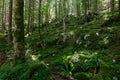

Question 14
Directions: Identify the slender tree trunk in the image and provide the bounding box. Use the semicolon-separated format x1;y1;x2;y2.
2;0;5;32
58;0;62;19
27;0;31;33
62;0;66;42
24;0;27;22
38;0;42;38
82;0;87;21
94;0;98;12
119;0;120;16
4;0;7;29
13;0;25;64
76;0;81;17
66;0;70;15
0;1;1;28
110;0;115;13
55;0;58;19
45;0;50;22
8;0;13;42
31;0;35;31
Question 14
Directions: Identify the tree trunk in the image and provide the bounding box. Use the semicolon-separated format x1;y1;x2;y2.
13;0;25;64
55;0;58;19
2;0;5;32
62;0;66;42
119;0;120;16
8;0;13;42
38;0;42;38
31;0;35;31
110;0;115;13
76;0;81;17
27;0;31;33
94;0;98;12
58;0;62;19
82;0;87;21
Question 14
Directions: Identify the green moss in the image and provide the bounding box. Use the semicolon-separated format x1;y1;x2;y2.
93;74;103;80
74;72;91;80
25;62;50;80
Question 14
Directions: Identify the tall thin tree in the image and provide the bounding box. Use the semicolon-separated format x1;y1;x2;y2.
38;0;42;38
8;0;13;42
2;0;5;32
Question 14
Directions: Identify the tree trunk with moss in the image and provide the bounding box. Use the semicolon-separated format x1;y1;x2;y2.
13;0;25;64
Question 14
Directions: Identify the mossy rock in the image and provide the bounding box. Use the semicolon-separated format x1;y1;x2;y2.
74;72;91;80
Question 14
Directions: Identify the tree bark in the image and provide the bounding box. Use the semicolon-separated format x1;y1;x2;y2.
38;0;42;38
62;0;66;42
76;0;81;17
31;0;35;31
2;0;5;32
119;0;120;16
8;0;13;42
27;0;31;33
13;0;25;64
110;0;115;13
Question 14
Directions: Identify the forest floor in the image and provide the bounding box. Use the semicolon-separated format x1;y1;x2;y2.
0;15;120;80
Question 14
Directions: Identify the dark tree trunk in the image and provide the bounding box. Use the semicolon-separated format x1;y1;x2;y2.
8;0;13;42
110;0;115;13
119;0;120;16
27;0;31;33
38;0;42;38
13;0;25;64
2;0;5;32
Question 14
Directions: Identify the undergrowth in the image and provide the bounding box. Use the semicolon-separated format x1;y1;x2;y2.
0;15;120;80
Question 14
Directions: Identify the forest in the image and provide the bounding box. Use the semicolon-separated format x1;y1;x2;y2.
0;0;120;80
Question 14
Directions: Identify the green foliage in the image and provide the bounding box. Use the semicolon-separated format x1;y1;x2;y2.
0;61;50;80
102;14;120;26
1;13;120;80
93;74;103;80
21;61;50;80
0;33;6;38
0;37;12;55
0;62;26;80
62;61;75;77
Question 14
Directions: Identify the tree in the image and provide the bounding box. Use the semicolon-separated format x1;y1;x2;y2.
82;0;87;21
119;0;120;16
27;0;31;33
1;0;5;32
110;0;115;13
13;0;25;64
38;0;42;37
62;0;66;42
76;0;81;17
8;0;13;42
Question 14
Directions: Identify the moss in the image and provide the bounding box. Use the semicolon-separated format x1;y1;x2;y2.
74;72;91;80
93;74;103;80
27;63;50;80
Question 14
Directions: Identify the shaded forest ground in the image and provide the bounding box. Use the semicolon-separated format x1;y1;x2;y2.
0;14;120;80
